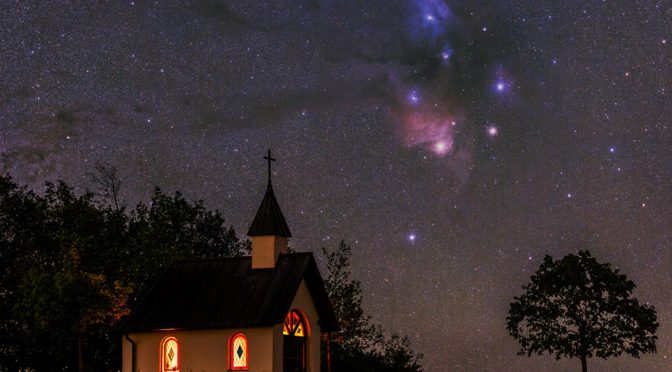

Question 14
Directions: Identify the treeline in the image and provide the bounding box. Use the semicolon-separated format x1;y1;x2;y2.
0;174;247;370
0;174;422;371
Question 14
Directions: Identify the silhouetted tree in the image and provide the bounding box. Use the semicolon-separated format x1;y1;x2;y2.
507;250;658;372
0;175;46;370
126;188;249;296
0;175;247;371
87;162;123;211
322;241;423;372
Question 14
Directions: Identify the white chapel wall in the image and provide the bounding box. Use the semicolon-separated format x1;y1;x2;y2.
123;326;275;372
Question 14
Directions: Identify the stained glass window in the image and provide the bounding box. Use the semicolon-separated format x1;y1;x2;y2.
283;310;307;372
282;310;306;337
229;333;248;370
160;337;179;372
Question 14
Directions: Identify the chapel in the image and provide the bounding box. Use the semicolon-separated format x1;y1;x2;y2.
121;152;338;372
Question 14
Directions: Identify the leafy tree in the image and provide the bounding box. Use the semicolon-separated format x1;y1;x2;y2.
321;241;423;372
507;250;658;372
0;175;247;371
0;175;48;370
322;240;378;349
126;188;249;296
15;245;131;371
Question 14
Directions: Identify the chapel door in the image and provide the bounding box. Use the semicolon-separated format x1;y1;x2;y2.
283;310;307;372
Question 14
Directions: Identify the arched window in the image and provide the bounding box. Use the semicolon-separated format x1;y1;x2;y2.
283;310;307;372
160;336;179;372
229;333;249;370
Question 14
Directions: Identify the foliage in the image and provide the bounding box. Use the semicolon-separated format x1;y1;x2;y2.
322;241;423;372
0;175;247;371
126;188;249;296
507;250;658;372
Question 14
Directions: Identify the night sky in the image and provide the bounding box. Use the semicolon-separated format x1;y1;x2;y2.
2;1;672;370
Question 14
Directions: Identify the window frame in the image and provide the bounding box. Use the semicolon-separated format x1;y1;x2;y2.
159;336;180;372
229;333;249;371
283;309;308;337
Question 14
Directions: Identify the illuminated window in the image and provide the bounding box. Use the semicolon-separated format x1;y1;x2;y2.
283;310;307;372
282;310;306;337
229;333;248;370
160;337;179;372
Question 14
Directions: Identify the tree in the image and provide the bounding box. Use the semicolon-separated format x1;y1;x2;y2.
126;188;249;295
87;162;123;211
15;245;131;372
6;180;132;371
321;241;423;372
0;175;47;370
507;250;658;372
0;175;248;371
322;241;378;350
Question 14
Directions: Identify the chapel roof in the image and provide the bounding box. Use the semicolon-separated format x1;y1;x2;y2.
122;252;338;333
247;182;292;237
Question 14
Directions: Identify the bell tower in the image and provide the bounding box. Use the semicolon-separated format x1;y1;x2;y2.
247;150;292;269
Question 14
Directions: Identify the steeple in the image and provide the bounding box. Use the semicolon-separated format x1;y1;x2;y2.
248;150;291;269
247;182;292;238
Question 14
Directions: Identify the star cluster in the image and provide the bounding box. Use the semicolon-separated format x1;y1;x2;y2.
2;0;672;370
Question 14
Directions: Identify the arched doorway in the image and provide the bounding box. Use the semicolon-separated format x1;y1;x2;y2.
283;310;307;372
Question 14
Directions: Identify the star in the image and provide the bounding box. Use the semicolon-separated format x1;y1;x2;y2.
408;233;417;243
408;90;420;105
433;141;449;155
487;125;498;137
441;50;452;61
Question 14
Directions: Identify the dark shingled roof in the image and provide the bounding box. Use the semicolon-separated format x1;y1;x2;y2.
123;252;338;333
247;183;292;237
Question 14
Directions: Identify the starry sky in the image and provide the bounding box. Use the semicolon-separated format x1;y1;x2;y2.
2;0;672;370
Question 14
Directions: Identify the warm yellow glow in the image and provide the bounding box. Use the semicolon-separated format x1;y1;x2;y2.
283;310;306;338
231;334;248;370
295;321;305;337
160;337;179;372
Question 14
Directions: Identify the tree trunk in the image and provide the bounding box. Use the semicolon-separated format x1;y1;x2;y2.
78;336;85;372
580;355;587;372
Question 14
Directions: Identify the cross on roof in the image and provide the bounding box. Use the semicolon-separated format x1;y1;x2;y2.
264;150;276;185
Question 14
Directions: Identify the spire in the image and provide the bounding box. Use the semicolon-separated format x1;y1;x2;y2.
247;150;292;238
247;182;292;237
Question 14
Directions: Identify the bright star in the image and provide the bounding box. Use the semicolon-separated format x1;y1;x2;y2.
434;141;448;155
441;49;452;61
487;125;498;137
408;233;416;242
408;90;420;104
609;147;615;153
